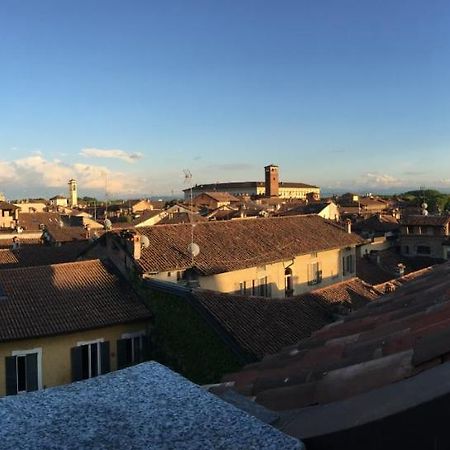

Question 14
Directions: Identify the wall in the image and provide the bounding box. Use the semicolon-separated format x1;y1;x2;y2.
0;321;149;397
400;235;448;259
151;247;357;298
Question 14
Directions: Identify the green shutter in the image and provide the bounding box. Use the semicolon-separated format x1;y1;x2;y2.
71;346;83;382
100;341;110;374
25;353;38;392
5;356;17;396
116;339;128;370
141;335;152;362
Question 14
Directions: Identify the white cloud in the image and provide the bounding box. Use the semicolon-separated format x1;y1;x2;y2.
0;155;142;195
364;172;403;187
80;147;143;163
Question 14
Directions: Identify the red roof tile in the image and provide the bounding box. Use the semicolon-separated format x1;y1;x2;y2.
0;259;151;342
223;261;450;411
135;215;362;275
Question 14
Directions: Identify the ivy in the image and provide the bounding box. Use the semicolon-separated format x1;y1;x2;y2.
139;287;242;385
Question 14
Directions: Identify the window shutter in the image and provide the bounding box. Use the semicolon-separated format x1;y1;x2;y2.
71;346;83;382
25;353;39;392
100;341;110;374
5;356;17;396
116;339;128;370
141;335;152;362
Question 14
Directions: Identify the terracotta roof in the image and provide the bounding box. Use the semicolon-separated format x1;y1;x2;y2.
134;216;363;275
156;212;208;225
223;261;450;412
200;192;240;202
0;259;151;342
17;212;61;231
352;214;400;233
0;242;92;269
44;225;104;243
275;202;331;217
192;278;380;359
400;215;450;226
0;201;19;211
132;209;164;226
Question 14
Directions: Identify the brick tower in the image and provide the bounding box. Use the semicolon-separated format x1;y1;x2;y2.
264;164;279;197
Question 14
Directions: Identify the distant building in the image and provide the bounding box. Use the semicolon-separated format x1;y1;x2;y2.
399;215;450;260
184;164;320;200
68;179;78;207
192;192;240;210
0;201;19;229
49;195;68;208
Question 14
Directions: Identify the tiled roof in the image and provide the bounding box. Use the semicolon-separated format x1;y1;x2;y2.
0;242;90;269
275;202;331;217
0;201;19;210
135;215;362;275
44;225;104;242
400;215;450;226
201;192;241;202
353;214;399;233
223;261;450;412
192;278;380;359
0;259;151;342
132;209;164;226
17;212;61;231
156;212;208;225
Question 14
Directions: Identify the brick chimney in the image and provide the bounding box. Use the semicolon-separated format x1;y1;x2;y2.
264;164;279;197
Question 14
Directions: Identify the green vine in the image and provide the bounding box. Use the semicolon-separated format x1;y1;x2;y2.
138;286;242;384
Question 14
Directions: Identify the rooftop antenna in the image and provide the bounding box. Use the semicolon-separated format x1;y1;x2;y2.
183;169;199;266
104;172;109;218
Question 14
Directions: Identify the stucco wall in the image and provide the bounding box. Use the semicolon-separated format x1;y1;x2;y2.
0;321;149;397
151;247;356;298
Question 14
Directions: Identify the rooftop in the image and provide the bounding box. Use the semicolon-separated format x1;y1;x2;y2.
0;259;151;342
223;261;450;413
134;215;362;275
191;278;380;359
0;362;301;450
400;214;450;226
0;242;90;269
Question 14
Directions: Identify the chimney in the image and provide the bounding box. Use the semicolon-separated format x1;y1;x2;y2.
121;230;142;260
345;219;352;234
264;164;279;197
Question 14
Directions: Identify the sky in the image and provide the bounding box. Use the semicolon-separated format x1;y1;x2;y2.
1;0;450;199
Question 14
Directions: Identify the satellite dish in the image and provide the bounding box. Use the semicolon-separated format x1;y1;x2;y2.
104;218;112;230
141;235;150;249
421;202;428;209
188;242;200;257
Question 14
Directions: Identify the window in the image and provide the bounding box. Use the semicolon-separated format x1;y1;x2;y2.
404;245;410;255
308;262;322;285
417;245;431;255
342;254;354;275
117;332;150;369
5;348;42;396
239;278;271;297
71;339;110;382
285;268;294;297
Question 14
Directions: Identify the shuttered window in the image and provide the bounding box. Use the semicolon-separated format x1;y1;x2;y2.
71;340;110;382
117;333;151;370
5;350;40;396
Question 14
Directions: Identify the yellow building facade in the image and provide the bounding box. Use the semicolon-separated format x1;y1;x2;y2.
0;321;149;397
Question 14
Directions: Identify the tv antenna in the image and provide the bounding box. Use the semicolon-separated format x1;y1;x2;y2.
183;169;199;266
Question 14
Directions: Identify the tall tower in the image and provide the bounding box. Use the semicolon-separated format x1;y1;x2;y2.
264;164;279;197
68;179;78;207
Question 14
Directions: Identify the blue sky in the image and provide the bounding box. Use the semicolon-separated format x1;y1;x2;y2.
1;0;449;198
